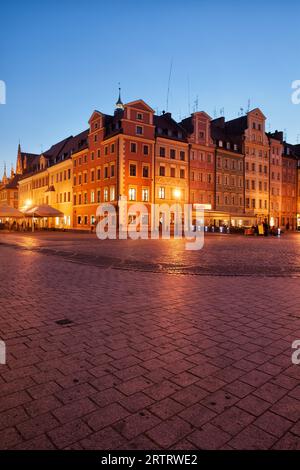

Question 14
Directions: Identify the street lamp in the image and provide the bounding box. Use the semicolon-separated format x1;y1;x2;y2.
173;188;181;200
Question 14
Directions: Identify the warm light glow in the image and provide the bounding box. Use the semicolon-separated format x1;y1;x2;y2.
193;203;212;210
173;188;181;199
270;217;275;227
24;199;32;208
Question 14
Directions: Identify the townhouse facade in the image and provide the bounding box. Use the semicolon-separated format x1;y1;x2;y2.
1;93;300;231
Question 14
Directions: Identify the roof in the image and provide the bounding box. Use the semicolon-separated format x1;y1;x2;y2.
211;118;242;152
2;174;21;189
19;129;89;178
154;112;187;141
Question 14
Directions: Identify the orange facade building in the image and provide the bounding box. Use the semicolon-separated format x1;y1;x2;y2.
72;96;155;230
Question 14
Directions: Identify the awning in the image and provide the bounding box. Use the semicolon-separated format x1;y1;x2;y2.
0;205;25;218
23;204;64;218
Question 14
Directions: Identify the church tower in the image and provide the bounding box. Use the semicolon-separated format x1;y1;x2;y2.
16;142;23;174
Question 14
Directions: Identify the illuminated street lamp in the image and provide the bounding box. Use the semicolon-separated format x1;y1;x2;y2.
173;188;181;200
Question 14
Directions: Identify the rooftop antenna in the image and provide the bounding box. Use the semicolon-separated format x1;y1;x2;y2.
268;123;271;132
284;128;287;141
247;99;251;113
194;95;199;112
239;107;244;116
220;107;224;117
187;75;191;115
166;58;173;112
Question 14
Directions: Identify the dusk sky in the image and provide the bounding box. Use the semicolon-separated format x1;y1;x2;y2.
1;0;300;175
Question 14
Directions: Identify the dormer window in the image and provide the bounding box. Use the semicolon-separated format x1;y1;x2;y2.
219;140;223;147
137;113;143;120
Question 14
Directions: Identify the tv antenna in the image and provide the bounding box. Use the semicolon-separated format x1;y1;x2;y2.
187;75;191;115
247;99;251;113
166;58;173;112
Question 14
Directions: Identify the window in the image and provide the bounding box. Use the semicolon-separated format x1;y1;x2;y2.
84;216;88;225
97;149;101;158
142;165;149;178
104;188;108;201
180;169;185;179
73;176;76;186
129;188;136;201
104;146;108;155
68;192;70;202
159;147;165;157
91;152;94;161
111;144;115;153
84;193;88;204
142;188;149;202
110;165;115;177
97;190;101;203
180;151;185;161
91;170;95;182
136;126;143;135
170;167;175;177
130;142;137;153
97;168;101;180
78;194;82;205
104;166;108;178
130;164;137;176
143;145;149;155
137;112;143;120
94;134;98;142
110;186;115;201
158;187;165;199
84;173;87;184
91;190;95;203
170;149;176;159
78;174;82;185
77;216;81;225
68;169;71;179
159;166;165;176
252;199;255;208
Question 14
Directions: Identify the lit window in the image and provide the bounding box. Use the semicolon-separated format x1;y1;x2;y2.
129;188;136;201
142;188;149;202
159;187;165;199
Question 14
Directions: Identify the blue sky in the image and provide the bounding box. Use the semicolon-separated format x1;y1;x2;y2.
1;0;300;174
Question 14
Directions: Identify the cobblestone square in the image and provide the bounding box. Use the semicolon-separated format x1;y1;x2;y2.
0;232;300;449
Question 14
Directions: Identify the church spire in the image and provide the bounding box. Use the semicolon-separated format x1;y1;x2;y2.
2;162;8;184
115;85;124;112
16;140;23;175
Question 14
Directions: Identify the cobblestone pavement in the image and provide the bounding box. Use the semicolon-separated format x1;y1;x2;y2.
0;232;300;449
